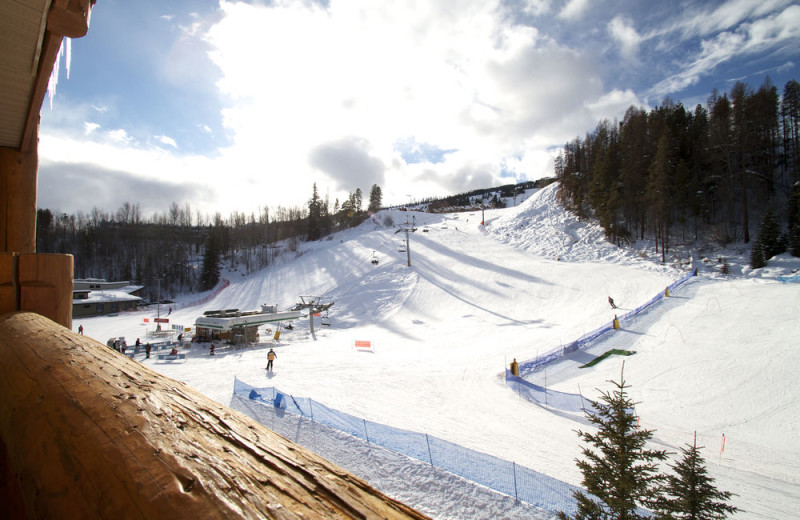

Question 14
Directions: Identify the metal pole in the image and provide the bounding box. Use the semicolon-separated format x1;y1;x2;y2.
405;229;411;267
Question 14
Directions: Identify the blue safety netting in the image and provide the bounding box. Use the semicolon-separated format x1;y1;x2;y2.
234;378;582;515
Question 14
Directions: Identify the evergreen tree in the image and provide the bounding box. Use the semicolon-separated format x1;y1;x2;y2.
307;183;323;241
782;80;800;181
654;434;739;520
368;184;383;213
558;364;667;520
749;236;766;269
788;184;800;257
751;209;784;268
647;131;672;262
759;210;784;260
354;187;363;213
200;230;221;291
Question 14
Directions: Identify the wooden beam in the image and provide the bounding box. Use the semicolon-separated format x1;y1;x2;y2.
0;313;430;520
47;0;94;38
19;31;62;153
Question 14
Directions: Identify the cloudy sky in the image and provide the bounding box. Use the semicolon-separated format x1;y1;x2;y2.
38;0;800;219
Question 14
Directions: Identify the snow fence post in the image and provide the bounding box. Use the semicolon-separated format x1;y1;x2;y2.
578;383;587;412
513;461;519;500
425;434;433;465
363;419;370;444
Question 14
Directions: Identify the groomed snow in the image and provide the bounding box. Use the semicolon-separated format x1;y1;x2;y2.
79;183;799;519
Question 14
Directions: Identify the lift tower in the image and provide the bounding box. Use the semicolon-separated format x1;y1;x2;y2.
395;215;418;267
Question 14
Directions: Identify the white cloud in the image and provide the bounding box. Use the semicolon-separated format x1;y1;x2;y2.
107;129;133;144
558;0;589;21
83;122;100;135
742;4;800;53
585;88;643;121
647;4;799;98
155;135;178;148
198;0;615;210
521;0;551;17
608;15;641;60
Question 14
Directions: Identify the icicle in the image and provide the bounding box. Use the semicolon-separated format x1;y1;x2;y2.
65;37;72;79
46;38;71;109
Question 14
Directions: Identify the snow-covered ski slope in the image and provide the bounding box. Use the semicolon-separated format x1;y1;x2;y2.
81;183;800;519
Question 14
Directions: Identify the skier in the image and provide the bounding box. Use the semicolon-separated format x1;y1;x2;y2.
608;296;617;309
78;324;84;335
266;348;277;372
145;342;151;359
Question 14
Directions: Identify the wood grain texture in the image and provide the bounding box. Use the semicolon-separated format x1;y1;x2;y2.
0;148;37;252
0;312;429;520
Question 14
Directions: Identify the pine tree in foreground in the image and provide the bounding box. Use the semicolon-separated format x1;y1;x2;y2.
558;364;667;520
654;433;739;520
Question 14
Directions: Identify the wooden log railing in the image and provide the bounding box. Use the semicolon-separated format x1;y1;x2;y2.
0;312;429;519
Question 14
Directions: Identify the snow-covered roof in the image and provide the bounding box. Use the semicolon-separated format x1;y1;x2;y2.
73;290;143;305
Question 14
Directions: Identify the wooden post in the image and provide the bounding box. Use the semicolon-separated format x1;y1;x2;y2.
0;253;17;316
0;148;38;253
0;253;73;329
18;253;73;329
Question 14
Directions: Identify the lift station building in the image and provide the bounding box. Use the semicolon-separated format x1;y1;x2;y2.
194;304;301;344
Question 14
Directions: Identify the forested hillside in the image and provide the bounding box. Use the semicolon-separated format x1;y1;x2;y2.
554;77;800;262
35;179;551;299
35;185;380;300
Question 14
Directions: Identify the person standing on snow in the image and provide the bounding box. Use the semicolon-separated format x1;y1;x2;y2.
267;348;277;372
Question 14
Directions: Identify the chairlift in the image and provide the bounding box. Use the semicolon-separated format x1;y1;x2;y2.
371;251;379;265
321;310;331;326
398;241;406;253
